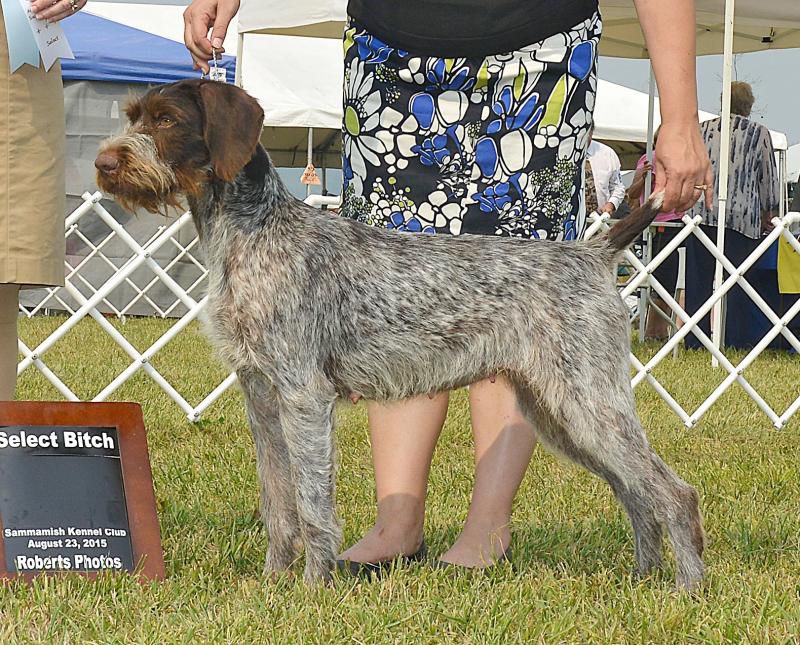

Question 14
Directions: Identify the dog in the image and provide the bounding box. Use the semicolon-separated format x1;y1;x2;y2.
95;79;704;588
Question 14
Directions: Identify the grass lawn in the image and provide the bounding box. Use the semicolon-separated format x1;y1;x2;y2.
2;316;800;643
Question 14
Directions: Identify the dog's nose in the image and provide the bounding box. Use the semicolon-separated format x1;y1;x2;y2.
95;152;120;174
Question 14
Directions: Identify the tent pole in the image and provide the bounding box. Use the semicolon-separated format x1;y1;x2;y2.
638;63;657;342
235;34;244;86
779;151;786;217
645;64;656;190
307;127;314;198
711;0;736;368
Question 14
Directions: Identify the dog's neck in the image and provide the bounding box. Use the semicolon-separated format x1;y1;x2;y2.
238;145;291;204
189;144;293;237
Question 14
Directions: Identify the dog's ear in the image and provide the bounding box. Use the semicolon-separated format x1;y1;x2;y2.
125;98;142;124
198;82;265;182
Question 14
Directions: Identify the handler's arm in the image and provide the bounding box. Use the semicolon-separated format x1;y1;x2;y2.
634;0;713;213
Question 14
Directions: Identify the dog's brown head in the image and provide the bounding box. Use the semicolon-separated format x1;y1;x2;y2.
95;80;264;212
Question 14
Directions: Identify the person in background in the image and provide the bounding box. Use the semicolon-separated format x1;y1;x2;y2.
585;127;627;217
0;0;86;400
628;126;685;340
183;0;712;572
682;81;779;349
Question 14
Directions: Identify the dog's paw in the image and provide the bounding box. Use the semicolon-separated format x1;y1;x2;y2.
303;559;335;586
264;547;298;574
263;568;296;584
674;563;705;593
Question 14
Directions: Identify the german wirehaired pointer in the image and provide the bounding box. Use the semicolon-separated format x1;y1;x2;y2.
95;80;704;588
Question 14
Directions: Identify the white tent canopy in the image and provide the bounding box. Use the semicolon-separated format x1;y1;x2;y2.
85;0;800;60
238;0;346;37
85;2;238;54
239;0;800;56
239;34;341;131
600;0;800;57
594;81;788;151
788;144;800;183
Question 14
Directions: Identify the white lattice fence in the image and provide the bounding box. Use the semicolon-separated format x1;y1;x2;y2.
586;209;800;428
17;192;236;421
18;192;800;425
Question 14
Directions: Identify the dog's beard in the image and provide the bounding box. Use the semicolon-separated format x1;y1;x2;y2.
97;133;182;214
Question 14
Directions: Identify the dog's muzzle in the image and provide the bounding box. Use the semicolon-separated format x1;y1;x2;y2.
95;152;120;176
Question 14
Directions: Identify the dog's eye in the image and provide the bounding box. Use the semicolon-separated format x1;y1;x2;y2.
157;116;175;128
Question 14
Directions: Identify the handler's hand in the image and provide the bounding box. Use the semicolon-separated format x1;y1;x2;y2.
31;0;87;22
652;121;713;213
183;0;240;73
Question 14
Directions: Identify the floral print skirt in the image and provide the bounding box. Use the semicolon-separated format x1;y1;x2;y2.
341;12;602;240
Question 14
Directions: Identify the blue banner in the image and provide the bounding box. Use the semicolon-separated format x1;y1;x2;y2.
1;0;40;72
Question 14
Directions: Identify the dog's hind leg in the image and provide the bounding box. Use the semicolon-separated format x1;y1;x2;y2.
274;377;341;584
608;483;665;579
513;384;664;577
512;373;704;590
238;370;302;574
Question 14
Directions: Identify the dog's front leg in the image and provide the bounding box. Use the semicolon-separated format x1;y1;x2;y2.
275;381;340;584
238;370;302;575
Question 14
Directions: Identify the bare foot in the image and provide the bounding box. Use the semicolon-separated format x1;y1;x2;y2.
338;520;424;564
438;523;511;568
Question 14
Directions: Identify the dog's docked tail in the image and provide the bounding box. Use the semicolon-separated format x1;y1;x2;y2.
605;191;665;252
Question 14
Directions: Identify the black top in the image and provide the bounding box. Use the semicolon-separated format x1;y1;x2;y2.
347;0;599;58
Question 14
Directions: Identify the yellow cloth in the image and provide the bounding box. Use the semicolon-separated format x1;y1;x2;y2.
777;235;800;294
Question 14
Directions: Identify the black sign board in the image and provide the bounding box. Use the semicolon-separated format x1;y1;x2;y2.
0;402;164;581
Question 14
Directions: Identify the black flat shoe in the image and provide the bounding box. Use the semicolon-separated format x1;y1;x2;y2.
431;545;513;571
336;540;428;578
